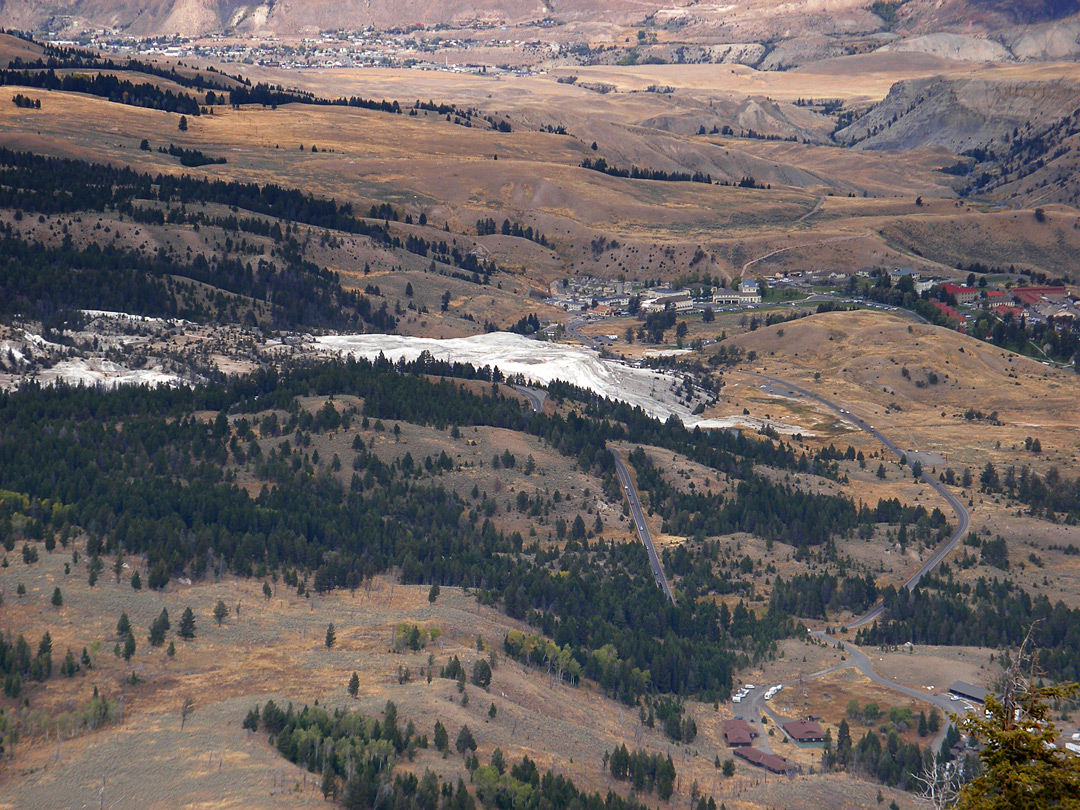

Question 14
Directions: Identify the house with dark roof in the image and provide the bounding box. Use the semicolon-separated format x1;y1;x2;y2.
783;719;826;743
723;718;757;747
950;681;991;704
733;747;794;774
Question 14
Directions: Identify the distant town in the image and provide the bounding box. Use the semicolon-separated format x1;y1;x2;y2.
545;269;1078;343
51;27;566;75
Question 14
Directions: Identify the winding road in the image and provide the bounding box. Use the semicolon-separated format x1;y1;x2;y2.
753;371;971;625
740;371;973;753
548;356;973;755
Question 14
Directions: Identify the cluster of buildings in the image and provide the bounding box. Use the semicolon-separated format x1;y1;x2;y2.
545;276;761;317
931;282;1075;331
80;30;552;75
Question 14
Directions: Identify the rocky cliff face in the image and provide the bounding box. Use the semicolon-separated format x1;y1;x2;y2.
834;73;1080;208
835;75;1080;153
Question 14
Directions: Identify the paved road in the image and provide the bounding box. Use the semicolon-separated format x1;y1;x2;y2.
512;385;547;413
746;639;960;754
611;448;676;604
753;371;970;627
567;318;599;349
741;372;973;751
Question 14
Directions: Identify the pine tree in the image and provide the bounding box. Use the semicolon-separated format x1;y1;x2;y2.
61;648;78;677
954;633;1080;809
455;724;476;754
51;587;62;607
262;581;272;600
149;608;170;646
122;630;136;662
117;612;131;637
837;718;852;766
131;570;142;590
434;720;448;752
178;607;196;639
928;707;941;733
325;623;336;649
347;671;359;697
213;600;228;626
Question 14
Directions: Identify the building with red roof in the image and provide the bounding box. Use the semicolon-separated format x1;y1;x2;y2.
723;719;758;747
733;747;794;774
941;283;978;304
783;719;827;743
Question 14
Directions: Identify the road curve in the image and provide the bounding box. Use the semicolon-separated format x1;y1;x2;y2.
512;384;547;413
752;371;970;629
746;637;958;754
740;372;972;752
611;448;676;604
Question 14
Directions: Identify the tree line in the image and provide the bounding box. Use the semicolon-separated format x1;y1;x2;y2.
856;575;1080;682
581;157;713;184
0;226;389;332
0;68;202;115
475;218;550;247
628;446;950;552
0;149;501;281
242;698;664;810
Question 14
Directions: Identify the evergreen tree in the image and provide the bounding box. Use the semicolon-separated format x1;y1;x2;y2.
455;724;476;754
348;671;359;698
928;708;941;734
434;720;448;752
131;570;142;590
51;586;62;607
178;607;196;639
837;718;852;766
148;608;170;646
242;705;260;731
428;583;440;603
61;648;78;677
213;600;228;626
955;636;1080;809
325;622;336;649
471;659;492;689
122;630;136;661
117;612;131;637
